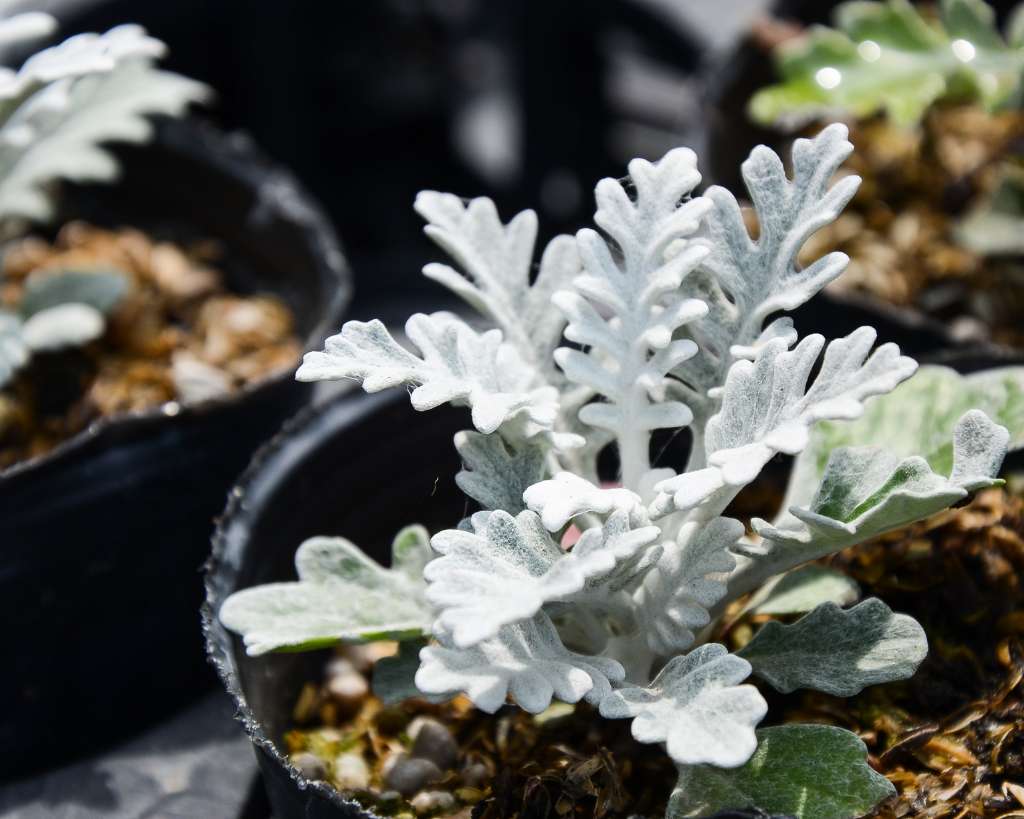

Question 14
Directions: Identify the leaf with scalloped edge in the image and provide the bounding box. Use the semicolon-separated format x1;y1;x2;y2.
415;613;624;714
219;529;433;655
669;725;895;818
750;0;1024;129
454;431;547;515
738;598;927;696
600;643;767;768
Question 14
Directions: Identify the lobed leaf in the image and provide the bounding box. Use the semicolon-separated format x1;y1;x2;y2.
743;565;860;616
737;598;927;696
599;643;767;768
670;725;895;818
454;431;547;514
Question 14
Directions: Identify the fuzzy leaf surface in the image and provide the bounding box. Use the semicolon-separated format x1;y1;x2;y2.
669;725;895;819
297;312;560;438
415;613;624;714
219;531;433;655
454;431;547;514
738;598;927;695
600;643;767;768
415;191;579;375
743;565;860;616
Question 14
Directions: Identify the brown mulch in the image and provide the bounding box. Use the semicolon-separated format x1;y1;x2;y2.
0;222;300;466
287;488;1024;818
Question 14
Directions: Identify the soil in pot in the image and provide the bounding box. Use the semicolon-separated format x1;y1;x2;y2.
266;482;1024;819
0;221;301;468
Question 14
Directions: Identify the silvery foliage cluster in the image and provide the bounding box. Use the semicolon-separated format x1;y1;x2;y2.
220;124;1009;817
0;5;208;387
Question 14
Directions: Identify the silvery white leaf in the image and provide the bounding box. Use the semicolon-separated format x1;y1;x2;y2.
298;312;560;438
0;309;27;387
786;364;1024;512
676;124;860;404
415;191;579;376
554;146;711;485
636;517;742;655
729;410;1007;599
454;430;547;514
0;11;55;61
743;565;859;616
219;531;433;655
21;302;104;350
0;54;209;223
738;598;927;696
523;472;641;531
415;613;624;714
599;643;766;768
652;327;916;517
425;509;658;648
19;268;127;317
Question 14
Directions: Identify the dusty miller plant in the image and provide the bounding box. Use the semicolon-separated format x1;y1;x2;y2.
220;124;1010;818
0;5;207;386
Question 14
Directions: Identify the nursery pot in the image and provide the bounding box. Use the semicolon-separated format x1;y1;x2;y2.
700;0;1024;365
0;118;350;779
205;389;467;819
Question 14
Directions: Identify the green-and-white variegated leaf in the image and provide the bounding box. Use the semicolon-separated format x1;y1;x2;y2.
297;312;568;441
454;430;547;514
653;327;916;517
670;725;895;819
744;565;860;616
730;409;1008;599
424;509;659;649
599;643;766;768
0;309;27;386
788;365;1024;511
749;0;1024;129
19;269;127;317
636;517;743;655
415;612;624;714
414;191;580;377
21;302;104;351
0;50;210;223
523;472;642;532
553;146;711;485
737;598;927;696
219;530;433;655
674;125;861;420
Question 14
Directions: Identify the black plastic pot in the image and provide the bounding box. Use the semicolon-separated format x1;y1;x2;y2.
205;390;467;819
1;117;350;779
700;0;1024;366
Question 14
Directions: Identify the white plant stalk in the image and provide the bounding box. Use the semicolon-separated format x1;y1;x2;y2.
221;123;1015;819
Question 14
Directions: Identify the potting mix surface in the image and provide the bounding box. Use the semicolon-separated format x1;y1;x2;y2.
281;487;1024;819
0;222;301;468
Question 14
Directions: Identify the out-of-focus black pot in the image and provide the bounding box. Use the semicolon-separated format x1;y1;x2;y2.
0;117;350;779
204;390;467;819
701;0;1024;366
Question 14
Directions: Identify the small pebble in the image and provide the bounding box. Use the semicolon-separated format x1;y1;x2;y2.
291;751;327;781
332;752;370;790
459;762;489;789
383;753;444;797
410;790;456;815
409;717;458;770
326;658;369;712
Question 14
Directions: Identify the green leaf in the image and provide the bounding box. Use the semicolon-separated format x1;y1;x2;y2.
371;638;448;705
955;165;1024;256
737;598;927;695
218;534;432;656
744;565;860;616
749;0;1024;128
787;365;1024;512
669;725;894;819
19;269;128;317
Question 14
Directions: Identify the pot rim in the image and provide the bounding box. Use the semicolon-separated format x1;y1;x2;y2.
203;388;405;813
0;118;351;484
